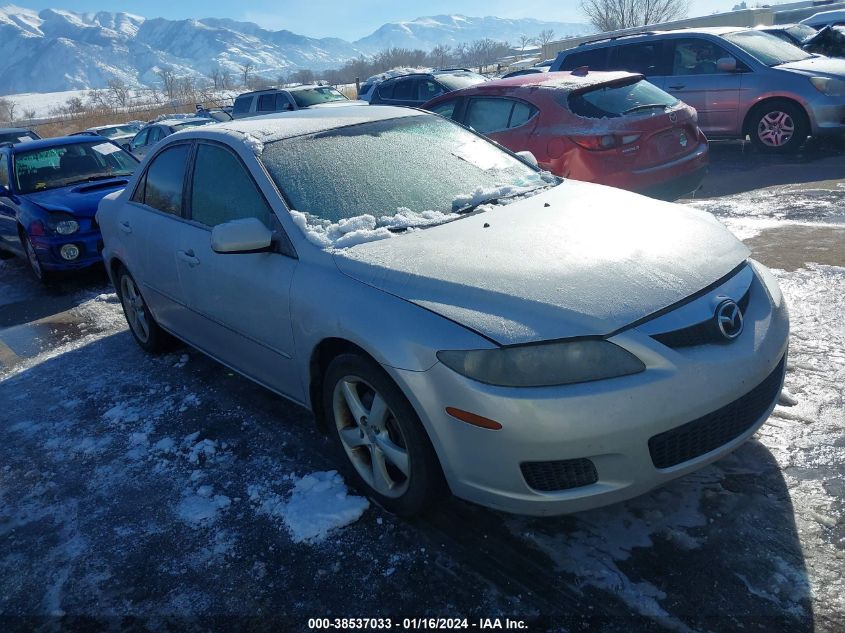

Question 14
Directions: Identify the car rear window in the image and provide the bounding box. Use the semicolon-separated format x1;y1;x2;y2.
566;79;679;119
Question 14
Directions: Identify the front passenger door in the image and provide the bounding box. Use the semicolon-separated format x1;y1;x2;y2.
176;142;302;400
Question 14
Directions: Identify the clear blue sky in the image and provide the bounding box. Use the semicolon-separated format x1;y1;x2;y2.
10;1;739;39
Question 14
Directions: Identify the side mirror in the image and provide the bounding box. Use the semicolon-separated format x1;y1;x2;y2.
516;150;539;167
121;143;132;152
211;218;273;254
717;57;737;72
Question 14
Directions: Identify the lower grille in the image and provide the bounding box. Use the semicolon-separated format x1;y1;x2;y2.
649;356;786;469
521;458;598;492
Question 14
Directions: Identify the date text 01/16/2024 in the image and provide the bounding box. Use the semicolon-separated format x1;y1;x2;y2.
307;618;529;630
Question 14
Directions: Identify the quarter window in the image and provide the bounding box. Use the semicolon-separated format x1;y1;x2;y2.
465;98;537;133
190;144;272;228
141;144;190;215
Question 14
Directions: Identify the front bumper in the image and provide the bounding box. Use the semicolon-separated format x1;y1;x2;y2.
389;263;789;516
806;94;845;135
30;229;103;272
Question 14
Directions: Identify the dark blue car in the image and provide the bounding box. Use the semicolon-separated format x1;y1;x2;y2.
0;135;138;281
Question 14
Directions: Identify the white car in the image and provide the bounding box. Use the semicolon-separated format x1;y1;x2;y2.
97;106;790;516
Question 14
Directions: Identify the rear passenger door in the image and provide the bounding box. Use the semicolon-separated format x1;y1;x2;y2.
461;97;540;154
175;141;302;400
662;37;744;136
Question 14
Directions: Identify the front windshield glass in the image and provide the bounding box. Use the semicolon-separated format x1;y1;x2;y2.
0;131;38;144
98;125;139;138
291;87;348;107
14;141;137;194
724;30;812;65
436;71;487;91
260;115;551;245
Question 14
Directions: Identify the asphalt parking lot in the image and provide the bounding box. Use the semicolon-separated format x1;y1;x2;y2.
1;142;843;632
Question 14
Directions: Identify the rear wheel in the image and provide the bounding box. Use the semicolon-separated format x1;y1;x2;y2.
323;353;444;516
749;100;808;153
115;266;172;353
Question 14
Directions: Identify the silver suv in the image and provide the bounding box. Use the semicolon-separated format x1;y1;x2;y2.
550;27;845;152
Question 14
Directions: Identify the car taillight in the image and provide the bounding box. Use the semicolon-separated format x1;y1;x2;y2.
571;134;640;151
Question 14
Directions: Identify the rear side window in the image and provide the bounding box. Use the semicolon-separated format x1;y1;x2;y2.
559;47;611;71
0;155;9;188
140;144;190;215
392;78;417;100
257;93;277;111
376;81;394;100
429;100;458;119
611;42;664;75
190;144;272;228
567;79;679;119
465;98;538;133
234;96;253;115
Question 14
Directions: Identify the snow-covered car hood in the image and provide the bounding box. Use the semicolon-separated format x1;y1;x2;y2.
333;180;749;345
777;55;845;76
310;100;368;108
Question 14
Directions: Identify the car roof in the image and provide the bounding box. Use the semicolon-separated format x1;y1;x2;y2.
457;70;640;93
571;26;744;49
87;123;135;131
6;135;113;153
156;117;210;127
187;105;427;144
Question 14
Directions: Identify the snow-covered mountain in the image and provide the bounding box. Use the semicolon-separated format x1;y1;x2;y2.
0;5;589;95
356;15;587;51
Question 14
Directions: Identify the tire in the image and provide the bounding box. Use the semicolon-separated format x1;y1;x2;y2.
323;353;444;516
748;100;808;154
114;265;172;354
20;231;53;283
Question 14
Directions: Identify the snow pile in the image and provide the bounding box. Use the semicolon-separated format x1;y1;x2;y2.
249;471;369;544
177;488;232;526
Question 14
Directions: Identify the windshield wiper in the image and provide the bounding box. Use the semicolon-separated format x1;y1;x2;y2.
453;185;549;216
623;103;668;115
66;173;131;186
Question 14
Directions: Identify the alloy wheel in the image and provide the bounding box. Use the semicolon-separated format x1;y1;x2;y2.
757;111;795;148
332;376;411;498
120;274;150;343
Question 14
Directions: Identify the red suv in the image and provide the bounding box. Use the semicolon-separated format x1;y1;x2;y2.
423;71;708;200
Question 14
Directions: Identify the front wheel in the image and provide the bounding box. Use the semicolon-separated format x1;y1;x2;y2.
323;353;444;516
21;232;51;283
749;100;808;153
115;266;172;353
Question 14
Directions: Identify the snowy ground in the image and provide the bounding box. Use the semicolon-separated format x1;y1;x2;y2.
0;146;844;631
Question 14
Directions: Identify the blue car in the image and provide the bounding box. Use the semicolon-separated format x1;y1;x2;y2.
0;135;138;281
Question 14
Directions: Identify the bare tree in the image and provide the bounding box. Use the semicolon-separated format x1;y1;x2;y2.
156;68;178;100
210;67;223;90
107;78;131;108
429;44;452;69
580;0;690;32
22;108;36;120
518;34;533;53
240;62;255;88
535;29;556;48
220;69;232;90
0;98;18;122
291;68;315;85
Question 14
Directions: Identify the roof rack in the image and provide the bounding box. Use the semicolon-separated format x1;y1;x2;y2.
577;30;659;47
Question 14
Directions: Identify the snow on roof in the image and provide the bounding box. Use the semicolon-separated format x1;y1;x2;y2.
196;105;427;154
487;70;639;91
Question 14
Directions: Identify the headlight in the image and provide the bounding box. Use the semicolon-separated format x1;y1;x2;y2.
54;219;79;235
809;76;845;96
436;340;645;388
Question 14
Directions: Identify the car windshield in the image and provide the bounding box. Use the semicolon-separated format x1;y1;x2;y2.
724;30;813;66
97;125;139;139
567;79;679;118
0;131;38;144
291;87;348;107
173;120;212;131
260;115;550;239
435;71;488;90
786;24;818;42
13;141;137;194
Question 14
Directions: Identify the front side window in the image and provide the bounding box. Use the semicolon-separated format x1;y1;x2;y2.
418;80;445;102
131;128;149;148
190;144;272;227
723;30;812;66
146;127;164;144
259;114;548;226
13;141;136;194
672;38;736;75
290;87;347;107
141;144;190;215
466;98;537;133
567;78;679;118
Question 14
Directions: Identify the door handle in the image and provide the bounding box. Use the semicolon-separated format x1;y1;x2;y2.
119;221;132;234
176;249;200;267
669;84;685;90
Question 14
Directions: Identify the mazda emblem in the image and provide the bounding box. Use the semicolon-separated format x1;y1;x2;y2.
669;112;678;123
715;299;743;340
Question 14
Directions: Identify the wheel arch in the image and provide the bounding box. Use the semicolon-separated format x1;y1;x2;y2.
308;337;375;432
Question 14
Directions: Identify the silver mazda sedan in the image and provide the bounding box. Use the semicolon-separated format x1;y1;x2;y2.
97;106;789;516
